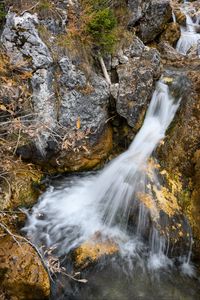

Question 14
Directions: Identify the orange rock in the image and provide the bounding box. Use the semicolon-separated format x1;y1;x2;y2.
74;236;118;269
0;235;50;300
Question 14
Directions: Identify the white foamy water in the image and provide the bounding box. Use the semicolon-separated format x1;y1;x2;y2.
176;3;200;55
24;79;193;271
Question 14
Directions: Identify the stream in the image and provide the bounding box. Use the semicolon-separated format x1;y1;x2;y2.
23;1;200;299
23;78;200;299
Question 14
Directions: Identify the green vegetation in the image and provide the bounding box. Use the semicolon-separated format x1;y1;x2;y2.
0;3;6;22
58;0;129;56
86;7;117;54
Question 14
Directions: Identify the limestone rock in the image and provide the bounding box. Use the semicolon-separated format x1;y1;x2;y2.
1;12;53;70
174;9;186;26
0;235;50;300
190;150;200;254
1;12;56;156
139;0;172;43
128;0;149;27
158;41;200;68
111;37;161;128
58;57;110;134
129;0;172;43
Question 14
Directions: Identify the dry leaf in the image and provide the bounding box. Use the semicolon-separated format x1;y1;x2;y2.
76;117;81;129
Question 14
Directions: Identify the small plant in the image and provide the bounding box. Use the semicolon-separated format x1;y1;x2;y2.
86;7;117;54
64;0;118;56
0;3;6;22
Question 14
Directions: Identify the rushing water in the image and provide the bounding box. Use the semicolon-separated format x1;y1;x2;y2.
176;2;200;55
24;77;200;299
25;79;189;262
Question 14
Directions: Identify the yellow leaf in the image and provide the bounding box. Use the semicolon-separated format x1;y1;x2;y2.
163;77;173;84
76;117;81;129
0;104;7;111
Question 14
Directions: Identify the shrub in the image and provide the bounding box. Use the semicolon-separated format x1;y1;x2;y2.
64;0;119;56
86;7;117;54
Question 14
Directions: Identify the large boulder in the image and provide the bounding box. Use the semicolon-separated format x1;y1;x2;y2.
137;0;172;43
128;0;172;43
111;36;161;128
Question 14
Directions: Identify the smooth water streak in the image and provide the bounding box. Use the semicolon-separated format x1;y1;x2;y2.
24;79;192;272
176;2;200;55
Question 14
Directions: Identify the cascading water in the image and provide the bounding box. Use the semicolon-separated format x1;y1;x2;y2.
23;76;200;299
24;78;192;272
176;2;200;55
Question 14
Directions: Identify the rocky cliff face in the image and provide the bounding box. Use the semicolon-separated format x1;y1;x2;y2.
0;0;173;173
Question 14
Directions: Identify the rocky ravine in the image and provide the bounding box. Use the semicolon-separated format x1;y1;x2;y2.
0;0;200;298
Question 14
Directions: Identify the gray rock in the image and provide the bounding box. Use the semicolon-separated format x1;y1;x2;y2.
1;12;55;156
59;57;86;89
128;0;149;27
31;68;56;155
1;10;112;168
112;37;161;127
128;0;172;43
137;0;172;43
1;12;53;69
124;36;145;58
58;57;110;135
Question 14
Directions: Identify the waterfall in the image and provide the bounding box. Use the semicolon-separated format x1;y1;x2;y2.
172;12;176;24
176;2;200;55
24;78;192;271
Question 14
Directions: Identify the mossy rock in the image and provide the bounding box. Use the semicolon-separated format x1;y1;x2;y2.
0;159;43;210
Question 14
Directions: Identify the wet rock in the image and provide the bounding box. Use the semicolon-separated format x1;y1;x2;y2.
111;37;161;128
74;235;118;269
157;64;200;257
173;8;186;26
158;71;199;177
189;150;200;254
158;41;200;68
55;126;113;172
0;235;50;300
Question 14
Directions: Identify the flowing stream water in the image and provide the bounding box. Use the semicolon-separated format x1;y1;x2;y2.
176;1;200;55
24;77;200;299
24;79;181;260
